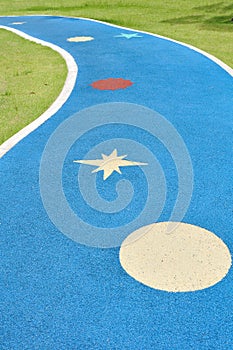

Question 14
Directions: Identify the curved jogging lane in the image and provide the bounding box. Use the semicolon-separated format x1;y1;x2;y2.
0;16;232;349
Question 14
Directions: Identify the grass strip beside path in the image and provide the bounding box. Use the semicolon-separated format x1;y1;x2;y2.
0;29;66;144
0;0;232;144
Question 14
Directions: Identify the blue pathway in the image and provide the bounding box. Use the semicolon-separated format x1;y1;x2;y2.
0;16;232;349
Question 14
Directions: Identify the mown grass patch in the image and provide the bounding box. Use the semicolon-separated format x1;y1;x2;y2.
0;0;232;144
0;29;66;144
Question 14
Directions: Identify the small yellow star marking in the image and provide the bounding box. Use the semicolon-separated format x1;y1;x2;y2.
74;149;147;180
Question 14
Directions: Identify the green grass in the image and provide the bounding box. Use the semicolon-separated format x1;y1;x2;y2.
0;0;232;144
0;29;66;144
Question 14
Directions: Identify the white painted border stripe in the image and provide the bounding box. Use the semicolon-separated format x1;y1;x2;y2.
78;16;233;77
0;15;232;158
1;14;232;76
0;25;78;158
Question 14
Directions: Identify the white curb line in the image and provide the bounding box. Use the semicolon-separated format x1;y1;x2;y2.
78;16;233;77
0;25;78;158
0;15;232;158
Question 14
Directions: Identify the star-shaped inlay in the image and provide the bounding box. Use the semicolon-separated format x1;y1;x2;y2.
74;149;147;180
114;33;143;39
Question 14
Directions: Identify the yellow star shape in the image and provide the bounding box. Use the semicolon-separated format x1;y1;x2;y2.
74;149;147;180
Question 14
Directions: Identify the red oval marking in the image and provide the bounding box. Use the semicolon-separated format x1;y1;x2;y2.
91;78;133;91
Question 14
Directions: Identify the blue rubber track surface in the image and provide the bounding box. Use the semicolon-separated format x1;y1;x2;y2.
0;16;232;349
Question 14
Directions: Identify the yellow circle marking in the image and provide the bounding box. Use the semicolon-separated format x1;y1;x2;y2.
120;222;231;292
67;36;94;42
